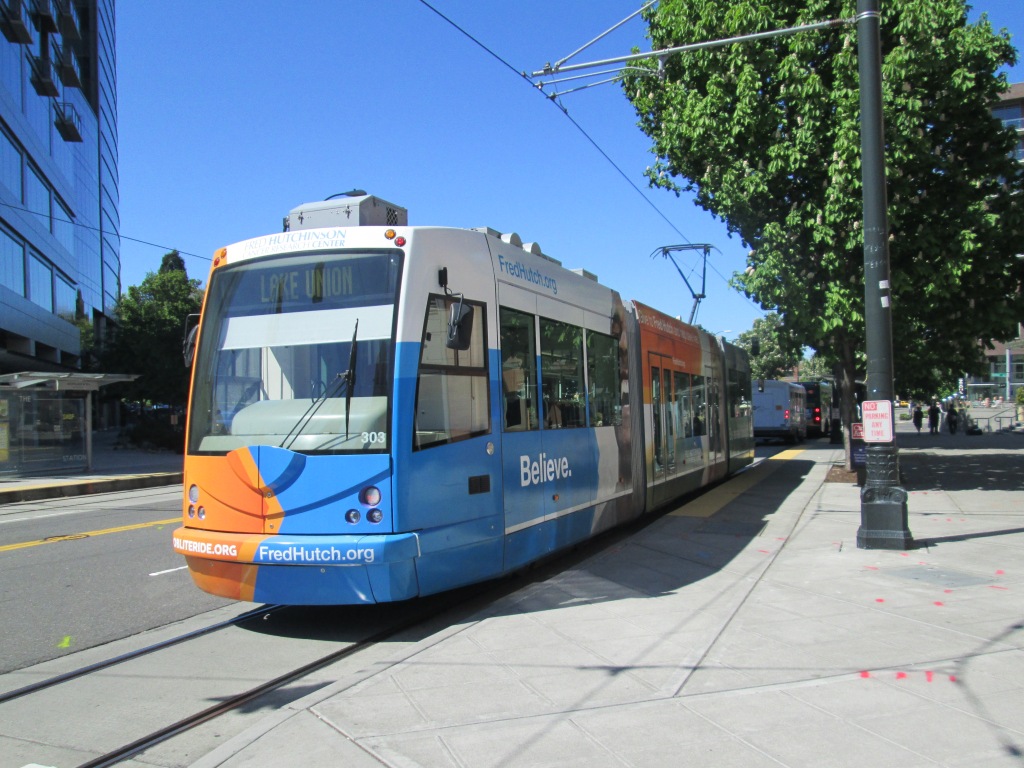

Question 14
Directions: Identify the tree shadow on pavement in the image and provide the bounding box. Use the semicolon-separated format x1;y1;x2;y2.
900;449;1024;493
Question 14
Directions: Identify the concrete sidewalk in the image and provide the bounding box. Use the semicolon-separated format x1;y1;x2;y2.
191;424;1024;768
0;428;182;504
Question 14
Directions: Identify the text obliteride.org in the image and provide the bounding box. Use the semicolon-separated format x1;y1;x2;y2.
174;537;376;564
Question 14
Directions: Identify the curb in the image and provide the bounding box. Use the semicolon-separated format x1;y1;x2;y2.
0;472;183;505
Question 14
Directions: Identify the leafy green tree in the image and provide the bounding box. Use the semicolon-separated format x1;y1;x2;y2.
733;313;802;379
102;256;203;408
74;316;97;371
624;0;1024;463
159;250;186;274
798;353;834;381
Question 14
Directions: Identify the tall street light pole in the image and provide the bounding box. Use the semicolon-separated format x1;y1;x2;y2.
856;0;913;549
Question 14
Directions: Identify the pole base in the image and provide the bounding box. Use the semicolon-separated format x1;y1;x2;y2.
857;443;913;549
858;493;913;550
857;523;914;550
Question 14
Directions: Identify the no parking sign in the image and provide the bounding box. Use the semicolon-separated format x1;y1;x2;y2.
861;400;893;442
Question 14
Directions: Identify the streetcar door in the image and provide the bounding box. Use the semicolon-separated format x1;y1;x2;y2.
649;354;673;492
406;292;504;590
705;364;723;468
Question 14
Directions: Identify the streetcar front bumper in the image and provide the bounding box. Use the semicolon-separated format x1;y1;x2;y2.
172;527;421;605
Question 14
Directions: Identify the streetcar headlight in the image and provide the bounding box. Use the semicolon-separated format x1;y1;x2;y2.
367;509;383;524
345;509;361;524
188;505;195;518
360;486;381;506
197;506;206;520
188;485;200;503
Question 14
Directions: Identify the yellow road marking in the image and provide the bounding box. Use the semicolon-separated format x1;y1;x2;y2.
0;517;179;553
768;449;807;462
669;449;806;518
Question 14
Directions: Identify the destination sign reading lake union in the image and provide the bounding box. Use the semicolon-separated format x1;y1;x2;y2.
861;400;893;442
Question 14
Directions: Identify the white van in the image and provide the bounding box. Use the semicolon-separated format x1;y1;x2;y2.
753;380;807;443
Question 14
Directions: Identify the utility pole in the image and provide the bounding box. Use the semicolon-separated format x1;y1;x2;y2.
855;0;912;549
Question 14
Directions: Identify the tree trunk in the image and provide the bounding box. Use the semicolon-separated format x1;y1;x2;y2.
837;338;858;472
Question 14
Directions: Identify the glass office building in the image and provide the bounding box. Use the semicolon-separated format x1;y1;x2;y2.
0;0;118;374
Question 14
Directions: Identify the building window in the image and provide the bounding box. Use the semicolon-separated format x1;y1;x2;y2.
0;128;21;197
24;163;50;231
54;197;73;253
28;250;52;311
0;226;24;295
992;104;1020;122
55;273;76;320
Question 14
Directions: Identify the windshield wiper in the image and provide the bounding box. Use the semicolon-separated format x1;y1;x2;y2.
280;319;359;451
345;319;358;441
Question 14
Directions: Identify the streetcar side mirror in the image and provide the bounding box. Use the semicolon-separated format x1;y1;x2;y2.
751;337;760;357
446;299;473;351
183;313;200;368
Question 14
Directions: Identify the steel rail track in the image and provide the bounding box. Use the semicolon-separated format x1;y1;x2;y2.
0;604;283;705
74;590;488;768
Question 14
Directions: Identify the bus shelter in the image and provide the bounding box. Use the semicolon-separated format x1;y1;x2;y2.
0;372;137;476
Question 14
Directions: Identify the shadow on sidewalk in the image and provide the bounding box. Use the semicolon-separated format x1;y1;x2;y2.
921;526;1024;546
901;448;1019;495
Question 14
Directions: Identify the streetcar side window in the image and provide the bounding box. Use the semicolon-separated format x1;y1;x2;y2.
539;318;585;429
414;294;490;450
728;367;753;421
587;330;622;426
500;307;539;432
691;374;706;435
675;370;692;439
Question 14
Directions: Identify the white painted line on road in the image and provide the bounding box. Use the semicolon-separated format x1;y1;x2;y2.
150;565;189;576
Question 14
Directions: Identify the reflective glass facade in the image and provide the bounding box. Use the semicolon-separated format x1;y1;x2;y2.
0;0;118;372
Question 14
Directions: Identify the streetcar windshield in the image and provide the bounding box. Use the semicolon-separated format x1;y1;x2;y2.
187;250;402;455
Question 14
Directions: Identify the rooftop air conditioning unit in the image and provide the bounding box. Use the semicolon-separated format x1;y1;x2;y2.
284;193;408;231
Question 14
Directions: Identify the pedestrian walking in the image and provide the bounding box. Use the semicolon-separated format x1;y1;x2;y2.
912;405;923;433
928;402;940;434
947;405;959;435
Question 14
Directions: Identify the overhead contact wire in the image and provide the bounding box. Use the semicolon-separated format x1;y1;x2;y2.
415;0;691;244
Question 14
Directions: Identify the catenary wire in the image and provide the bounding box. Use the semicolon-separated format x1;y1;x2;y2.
0;200;208;261
415;0;691;244
414;1;750;295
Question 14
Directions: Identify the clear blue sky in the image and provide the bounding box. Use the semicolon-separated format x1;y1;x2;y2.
115;1;1024;343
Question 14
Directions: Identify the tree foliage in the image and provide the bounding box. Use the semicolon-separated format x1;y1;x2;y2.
623;0;1024;456
798;352;835;381
159;250;187;274
101;256;203;407
732;313;803;379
